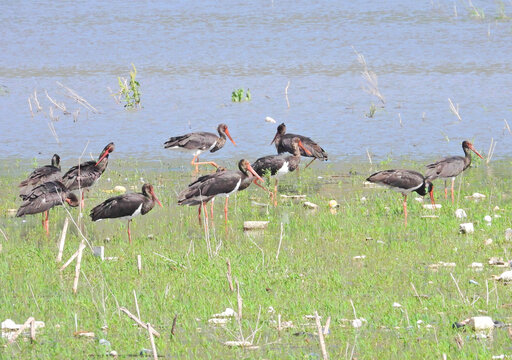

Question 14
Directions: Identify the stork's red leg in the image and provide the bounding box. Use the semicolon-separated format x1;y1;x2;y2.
127;219;132;244
44;211;49;235
273;179;279;207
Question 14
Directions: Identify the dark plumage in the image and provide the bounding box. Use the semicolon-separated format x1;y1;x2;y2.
90;183;162;244
252;137;311;205
16;180;79;234
425;140;483;202
366;169;435;225
61;143;114;206
164;123;236;171
271;123;327;168
178;159;263;223
19;154;61;198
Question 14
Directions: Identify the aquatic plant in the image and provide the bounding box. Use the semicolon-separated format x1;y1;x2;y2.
115;64;141;109
231;88;251;102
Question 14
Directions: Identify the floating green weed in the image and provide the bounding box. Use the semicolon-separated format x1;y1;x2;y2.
231;88;251;102
115;64;141;109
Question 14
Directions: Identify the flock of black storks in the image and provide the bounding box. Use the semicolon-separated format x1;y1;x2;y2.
15;123;483;242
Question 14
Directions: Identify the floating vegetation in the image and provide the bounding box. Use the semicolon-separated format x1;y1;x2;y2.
231;88;251;102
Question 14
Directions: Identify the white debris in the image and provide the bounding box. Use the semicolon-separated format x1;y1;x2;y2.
243;221;269;230
414;197;423;203
6;209;17;217
469;262;483;269
265;116;276;123
208;318;230;325
423;204;442;210
352;319;364;328
484;238;493;246
459;223;474;234
212;308;236;318
113;185;126;194
303;201;319;210
93;246;104;261
484;215;492;224
455;209;467;219
468;316;494;331
495;270;512;282
363;181;379;188
392;302;402;308
360;197;367;203
353;255;366;260
465;193;486;201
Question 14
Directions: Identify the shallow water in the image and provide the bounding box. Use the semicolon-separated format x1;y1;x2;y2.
1;1;511;164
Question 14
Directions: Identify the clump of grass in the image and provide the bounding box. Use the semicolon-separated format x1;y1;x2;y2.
365;103;377;118
115;64;141;109
231;88;251;102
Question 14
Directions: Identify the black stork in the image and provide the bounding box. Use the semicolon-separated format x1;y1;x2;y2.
90;183;162;244
164;123;236;172
19;154;62;197
19;154;62;226
366;169;435;226
425;140;483;203
252;137;312;206
16;181;79;235
61;143;115;207
271;123;327;169
178;159;263;224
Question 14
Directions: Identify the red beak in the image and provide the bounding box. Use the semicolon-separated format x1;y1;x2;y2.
430;187;436;207
225;128;236;146
95;150;110;166
468;143;484;159
298;140;312;156
246;163;264;183
151;189;163;207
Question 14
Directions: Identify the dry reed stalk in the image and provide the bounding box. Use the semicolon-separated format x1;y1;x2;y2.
60;248;80;271
410;282;423;305
226;258;234;292
47;121;60;143
171;314;178;336
285;80;290;108
137;254;142;275
134;290;141;320
314;311;329;360
56;81;98;113
323;316;331;335
28;97;34;117
504;119;511;134
450;272;467;305
0;226;8;242
56;217;69;262
448;98;462;121
33;90;42;111
7;317;35;345
276;222;283;260
73;241;86;294
119;307;160;337
236;278;243;321
147;323;158;360
30;318;36;342
353;48;385;104
45;90;68;113
487;138;496;164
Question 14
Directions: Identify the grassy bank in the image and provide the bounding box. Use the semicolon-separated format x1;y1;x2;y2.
1;158;512;359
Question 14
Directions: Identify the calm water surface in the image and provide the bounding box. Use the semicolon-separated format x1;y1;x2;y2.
1;1;511;165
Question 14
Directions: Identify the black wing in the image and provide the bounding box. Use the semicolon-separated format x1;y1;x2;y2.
90;193;146;221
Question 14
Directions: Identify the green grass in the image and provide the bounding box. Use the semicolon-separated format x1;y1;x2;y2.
1;158;512;359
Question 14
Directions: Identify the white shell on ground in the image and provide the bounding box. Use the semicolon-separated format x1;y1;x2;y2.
459;223;474;234
455;209;467;218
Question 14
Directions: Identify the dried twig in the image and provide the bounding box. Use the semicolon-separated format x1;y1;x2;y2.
57;81;98;113
73;241;86;294
137;254;142;275
56;217;69;262
134;290;141;320
236;278;243;321
276;222;284;260
315;311;329;360
226;259;234;292
147;323;158;360
7;317;35;345
285;80;290;108
45;90;68;113
410;282;423;305
353;48;385;104
487;138;496;164
28;97;34;117
450;272;467;305
119;307;160;337
171;314;178;336
504;119;512;135
60;248;80;272
448;98;462;121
